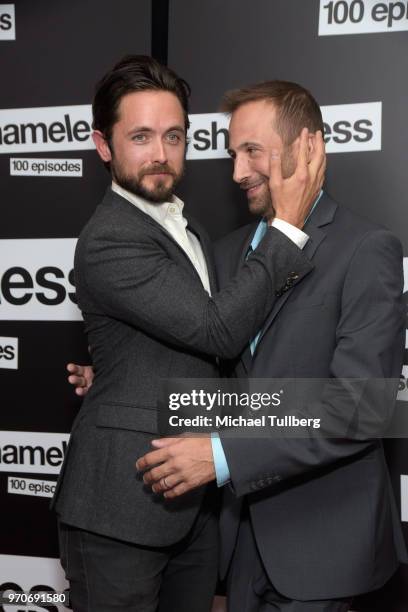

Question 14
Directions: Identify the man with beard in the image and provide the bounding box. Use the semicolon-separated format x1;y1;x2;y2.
54;57;324;612
136;81;406;611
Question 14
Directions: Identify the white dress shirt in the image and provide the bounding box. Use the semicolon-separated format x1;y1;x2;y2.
112;181;212;295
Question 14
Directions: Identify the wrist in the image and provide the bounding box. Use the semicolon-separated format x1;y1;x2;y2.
272;214;303;229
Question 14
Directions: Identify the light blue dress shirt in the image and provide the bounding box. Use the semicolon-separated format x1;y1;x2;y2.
210;192;323;486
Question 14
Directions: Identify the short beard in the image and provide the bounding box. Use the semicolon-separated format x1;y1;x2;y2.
112;161;183;204
248;146;295;218
248;188;274;218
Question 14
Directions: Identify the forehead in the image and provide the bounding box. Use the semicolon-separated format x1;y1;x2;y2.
228;99;279;148
116;90;184;129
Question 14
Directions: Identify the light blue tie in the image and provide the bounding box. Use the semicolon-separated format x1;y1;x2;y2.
247;219;268;354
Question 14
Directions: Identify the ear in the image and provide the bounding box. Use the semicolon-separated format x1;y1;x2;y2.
92;130;112;163
290;132;317;163
307;133;316;162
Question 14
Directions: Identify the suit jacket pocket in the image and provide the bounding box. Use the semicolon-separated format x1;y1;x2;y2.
96;403;158;434
283;293;325;312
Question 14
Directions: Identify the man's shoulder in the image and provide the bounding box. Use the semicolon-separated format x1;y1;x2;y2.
323;194;402;262
334;199;380;232
322;193;396;242
78;187;150;243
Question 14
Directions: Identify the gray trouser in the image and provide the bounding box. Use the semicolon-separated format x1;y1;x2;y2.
58;506;218;612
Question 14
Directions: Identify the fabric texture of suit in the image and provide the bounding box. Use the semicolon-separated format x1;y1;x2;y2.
214;192;406;601
52;187;312;548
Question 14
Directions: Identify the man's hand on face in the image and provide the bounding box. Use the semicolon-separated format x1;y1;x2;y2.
67;363;94;396
136;436;216;499
268;128;326;229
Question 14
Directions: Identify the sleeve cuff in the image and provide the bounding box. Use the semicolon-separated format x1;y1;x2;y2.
271;218;309;249
210;432;231;487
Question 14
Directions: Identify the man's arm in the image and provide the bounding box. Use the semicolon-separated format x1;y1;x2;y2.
81;225;310;361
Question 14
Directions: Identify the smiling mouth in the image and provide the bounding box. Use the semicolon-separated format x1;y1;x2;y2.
245;181;264;197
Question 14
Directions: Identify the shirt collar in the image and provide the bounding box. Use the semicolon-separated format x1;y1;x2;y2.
111;181;185;224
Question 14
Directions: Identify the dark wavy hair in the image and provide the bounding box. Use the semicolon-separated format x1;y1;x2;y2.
93;55;191;142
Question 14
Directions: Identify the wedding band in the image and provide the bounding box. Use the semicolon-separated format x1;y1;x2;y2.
161;477;169;490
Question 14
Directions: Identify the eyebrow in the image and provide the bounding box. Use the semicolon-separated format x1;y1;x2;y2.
127;125;185;137
166;126;185;133
127;127;152;136
227;141;262;156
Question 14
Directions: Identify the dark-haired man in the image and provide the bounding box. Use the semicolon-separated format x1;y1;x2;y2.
53;57;324;611
137;81;406;611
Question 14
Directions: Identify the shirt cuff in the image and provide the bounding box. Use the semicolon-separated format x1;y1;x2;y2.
210;432;231;487
271;218;309;249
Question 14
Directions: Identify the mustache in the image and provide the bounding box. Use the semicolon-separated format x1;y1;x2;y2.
239;179;265;191
141;164;176;177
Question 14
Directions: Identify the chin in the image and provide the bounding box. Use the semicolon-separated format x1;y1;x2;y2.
143;176;171;190
248;199;269;217
143;182;175;203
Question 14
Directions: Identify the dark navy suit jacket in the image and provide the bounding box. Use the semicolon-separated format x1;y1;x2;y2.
215;193;407;600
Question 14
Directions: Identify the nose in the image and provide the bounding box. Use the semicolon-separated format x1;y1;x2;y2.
152;137;168;164
233;154;250;184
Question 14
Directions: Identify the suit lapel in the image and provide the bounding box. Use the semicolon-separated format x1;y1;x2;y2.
238;223;259;271
251;224;326;360
236;222;263;373
249;193;338;362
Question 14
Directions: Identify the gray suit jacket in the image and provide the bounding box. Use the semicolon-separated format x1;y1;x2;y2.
215;193;407;600
52;187;312;546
